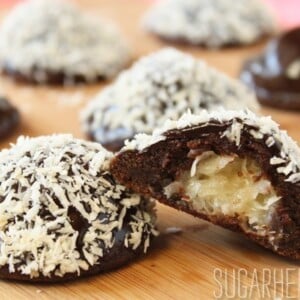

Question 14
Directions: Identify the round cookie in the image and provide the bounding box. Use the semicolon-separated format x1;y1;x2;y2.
81;48;259;151
0;96;19;139
0;0;130;85
241;27;300;110
0;135;157;282
143;0;276;48
111;110;300;259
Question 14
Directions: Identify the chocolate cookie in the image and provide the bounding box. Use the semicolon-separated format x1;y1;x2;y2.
241;27;300;110
143;0;276;48
0;96;19;138
111;110;300;259
0;0;130;85
81;48;259;151
0;135;157;282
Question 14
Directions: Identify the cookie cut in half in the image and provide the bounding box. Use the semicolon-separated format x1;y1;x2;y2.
0;135;157;282
0;0;130;84
81;48;259;151
111;110;300;259
143;0;276;48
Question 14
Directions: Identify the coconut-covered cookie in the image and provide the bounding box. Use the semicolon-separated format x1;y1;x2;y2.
0;0;130;84
143;0;276;48
0;96;19;139
81;48;259;151
111;110;300;259
0;135;157;282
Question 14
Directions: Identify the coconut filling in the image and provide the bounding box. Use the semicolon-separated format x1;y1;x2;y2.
164;151;280;233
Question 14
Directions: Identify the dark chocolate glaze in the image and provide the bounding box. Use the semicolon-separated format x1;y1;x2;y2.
0;226;143;283
241;27;300;110
151;33;270;49
0;97;20;138
111;121;300;259
88;126;134;152
2;63;105;85
86;105;135;152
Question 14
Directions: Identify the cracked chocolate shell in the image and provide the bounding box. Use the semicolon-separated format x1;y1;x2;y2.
81;48;259;151
0;135;157;282
143;0;276;48
111;110;300;259
0;0;130;85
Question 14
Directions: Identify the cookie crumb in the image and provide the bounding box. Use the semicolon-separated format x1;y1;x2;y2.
164;227;183;234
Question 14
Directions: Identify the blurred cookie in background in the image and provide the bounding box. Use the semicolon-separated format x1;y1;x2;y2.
81;48;259;152
143;0;277;48
0;0;131;85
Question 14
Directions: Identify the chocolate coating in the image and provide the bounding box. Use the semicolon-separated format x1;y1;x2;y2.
0;225;143;283
88;124;134;152
2;64;105;85
241;27;300;110
0;97;19;138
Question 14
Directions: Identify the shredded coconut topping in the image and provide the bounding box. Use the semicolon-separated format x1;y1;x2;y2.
0;0;130;82
0;135;157;278
124;109;300;184
81;48;259;142
143;0;276;48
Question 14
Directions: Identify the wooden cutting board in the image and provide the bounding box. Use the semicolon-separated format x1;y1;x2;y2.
0;1;299;299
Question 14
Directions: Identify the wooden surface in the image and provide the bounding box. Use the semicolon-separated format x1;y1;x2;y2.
0;1;300;299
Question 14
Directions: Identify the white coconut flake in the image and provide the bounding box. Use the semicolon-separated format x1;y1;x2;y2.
266;136;275;147
0;0;130;82
143;0;276;48
0;134;157;278
286;173;300;183
81;48;259;144
223;119;243;146
270;157;286;165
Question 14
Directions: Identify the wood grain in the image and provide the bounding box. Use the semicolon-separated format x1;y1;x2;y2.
0;1;299;299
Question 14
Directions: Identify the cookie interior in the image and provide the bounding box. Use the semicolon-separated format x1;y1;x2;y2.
164;151;279;233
